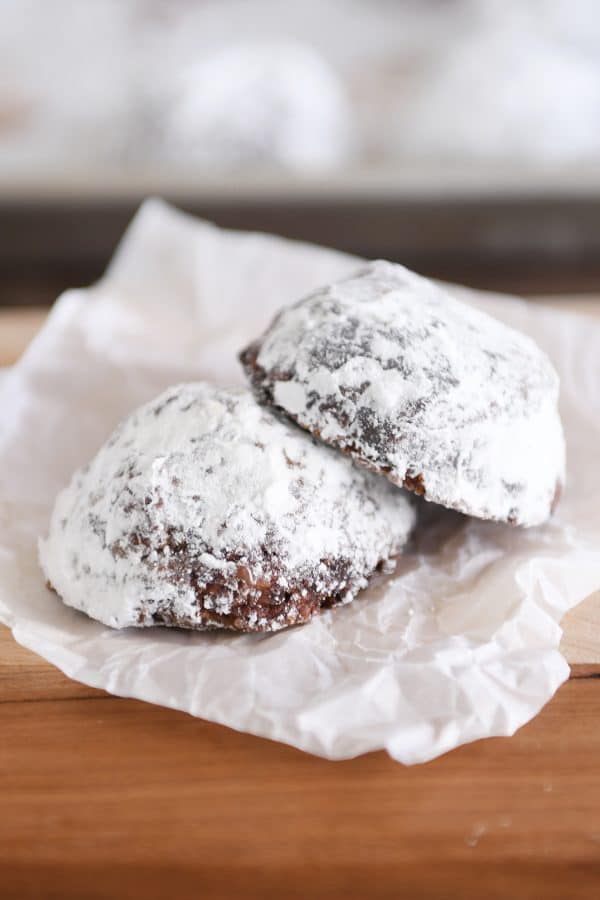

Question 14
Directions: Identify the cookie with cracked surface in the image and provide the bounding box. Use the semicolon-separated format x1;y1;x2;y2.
240;261;565;526
39;383;415;633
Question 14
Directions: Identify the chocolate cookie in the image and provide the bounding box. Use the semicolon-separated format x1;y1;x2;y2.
39;383;415;633
240;261;565;526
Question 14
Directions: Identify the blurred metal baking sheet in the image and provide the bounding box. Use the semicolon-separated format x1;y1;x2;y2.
1;164;600;302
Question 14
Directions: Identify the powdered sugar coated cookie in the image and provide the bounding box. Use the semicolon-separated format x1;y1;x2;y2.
39;383;415;632
241;261;565;526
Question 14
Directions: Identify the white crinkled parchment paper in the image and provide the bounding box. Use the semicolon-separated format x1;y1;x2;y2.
1;199;599;764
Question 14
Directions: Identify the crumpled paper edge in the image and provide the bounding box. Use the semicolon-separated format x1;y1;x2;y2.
1;199;599;765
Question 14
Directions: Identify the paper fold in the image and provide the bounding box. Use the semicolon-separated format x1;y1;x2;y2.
1;199;599;764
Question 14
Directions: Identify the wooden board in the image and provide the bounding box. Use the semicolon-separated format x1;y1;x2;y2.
2;303;600;899
2;628;600;900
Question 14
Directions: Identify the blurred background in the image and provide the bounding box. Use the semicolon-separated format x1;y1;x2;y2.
2;0;600;306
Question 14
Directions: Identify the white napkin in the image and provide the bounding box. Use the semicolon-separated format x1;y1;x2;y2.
1;199;599;764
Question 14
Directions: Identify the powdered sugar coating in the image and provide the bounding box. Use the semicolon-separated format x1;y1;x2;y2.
39;383;415;632
241;261;566;526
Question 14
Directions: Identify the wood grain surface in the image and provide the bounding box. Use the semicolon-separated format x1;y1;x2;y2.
2;629;600;900
1;303;600;900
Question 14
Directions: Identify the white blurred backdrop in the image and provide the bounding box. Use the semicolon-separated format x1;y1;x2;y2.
2;0;600;175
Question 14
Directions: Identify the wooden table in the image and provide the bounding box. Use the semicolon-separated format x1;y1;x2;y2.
2;306;600;900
